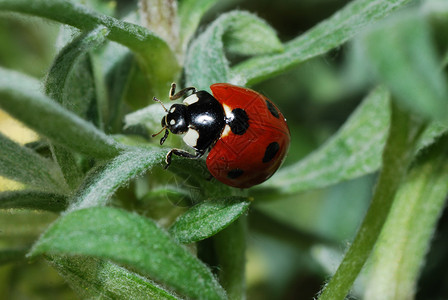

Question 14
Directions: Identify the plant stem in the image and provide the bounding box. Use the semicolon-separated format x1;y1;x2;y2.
318;101;427;300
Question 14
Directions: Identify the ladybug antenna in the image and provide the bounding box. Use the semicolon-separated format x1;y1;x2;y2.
153;97;168;112
151;127;166;138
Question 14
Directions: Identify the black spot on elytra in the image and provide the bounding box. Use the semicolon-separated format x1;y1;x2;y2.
228;108;249;135
227;168;244;179
262;142;280;163
266;100;279;118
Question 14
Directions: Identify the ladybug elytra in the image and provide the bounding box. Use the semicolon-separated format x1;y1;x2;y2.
153;83;290;188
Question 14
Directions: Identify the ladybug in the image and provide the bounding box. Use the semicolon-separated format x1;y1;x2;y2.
152;83;290;188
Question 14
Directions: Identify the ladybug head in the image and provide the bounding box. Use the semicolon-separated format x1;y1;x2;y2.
152;101;188;146
163;104;188;134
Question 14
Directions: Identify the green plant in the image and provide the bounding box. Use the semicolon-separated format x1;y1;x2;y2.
0;0;448;299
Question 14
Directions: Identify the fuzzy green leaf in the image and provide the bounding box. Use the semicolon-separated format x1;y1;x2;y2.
178;0;219;54
102;47;134;132
360;13;448;123
48;256;180;300
0;133;64;192
45;27;109;189
318;102;427;300
0;67;122;158
45;26;109;111
167;157;241;198
231;0;411;86
124;103;166;134
169;197;250;243
365;134;448;299
223;14;283;56
261;86;390;193
68;147;166;211
185;11;282;89
0;0;179;96
29;207;227;300
0;190;67;212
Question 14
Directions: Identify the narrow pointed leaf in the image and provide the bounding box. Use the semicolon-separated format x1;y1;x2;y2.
68;147;166;211
29;207;227;300
0;190;67;212
365;134;448;300
45;27;109;188
48;256;180;300
169;197;250;243
185;11;282;89
231;0;411;86
0;133;63;192
223;13;283;56
45;26;109;108
0;67;122;158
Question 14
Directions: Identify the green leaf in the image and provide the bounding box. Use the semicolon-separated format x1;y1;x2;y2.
318;102;427;300
223;13;283;56
185;11;283;89
231;0;411;86
44;26;109;111
178;0;218;55
0;0;180;96
0;190;67;212
261;86;390;193
0;133;64;192
169;197;250;243
50;145;83;191
29;207;227;300
360;12;448;122
0;67;122;158
68;147;166;211
45;27;109;188
102;48;134;132
124;103;166;135
47;256;180;300
364;134;448;299
167;157;242;198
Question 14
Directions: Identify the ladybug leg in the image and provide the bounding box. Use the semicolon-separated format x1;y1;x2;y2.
169;83;197;100
165;148;204;169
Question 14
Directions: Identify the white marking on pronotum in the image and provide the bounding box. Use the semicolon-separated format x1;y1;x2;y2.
170;106;176;112
183;94;199;105
170;119;176;125
183;127;200;147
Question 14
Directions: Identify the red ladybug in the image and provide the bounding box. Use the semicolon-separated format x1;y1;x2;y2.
153;83;290;188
